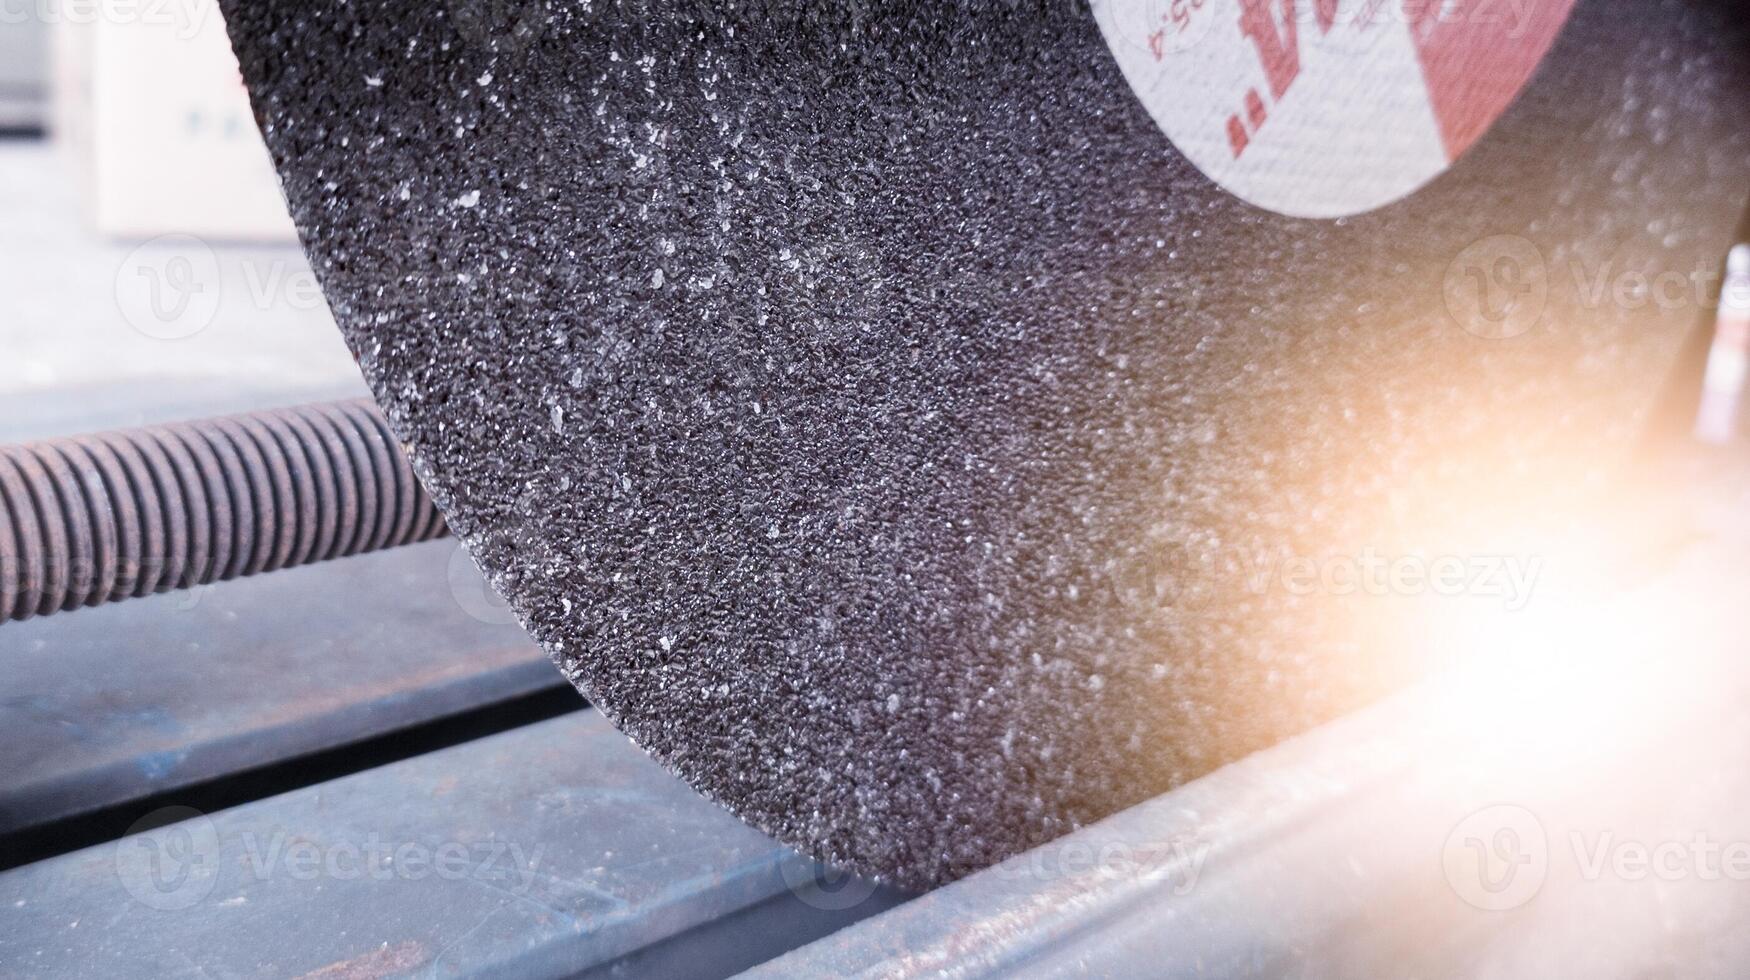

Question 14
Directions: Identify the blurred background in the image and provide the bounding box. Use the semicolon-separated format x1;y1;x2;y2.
0;0;366;441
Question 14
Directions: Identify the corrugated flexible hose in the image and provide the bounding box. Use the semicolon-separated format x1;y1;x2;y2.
0;399;448;624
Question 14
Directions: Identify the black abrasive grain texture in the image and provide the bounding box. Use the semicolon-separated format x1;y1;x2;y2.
220;0;1750;887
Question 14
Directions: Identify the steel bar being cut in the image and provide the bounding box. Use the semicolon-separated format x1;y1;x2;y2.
167;0;1750;889
0;401;446;623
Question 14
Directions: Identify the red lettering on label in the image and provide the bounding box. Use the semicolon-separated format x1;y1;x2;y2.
1227;114;1250;157
1245;88;1268;128
1226;0;1342;156
1238;0;1301;99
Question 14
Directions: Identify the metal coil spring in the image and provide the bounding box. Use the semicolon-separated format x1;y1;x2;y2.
0;399;449;624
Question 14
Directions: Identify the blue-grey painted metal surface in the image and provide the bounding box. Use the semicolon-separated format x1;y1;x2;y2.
0;538;553;836
0;710;903;977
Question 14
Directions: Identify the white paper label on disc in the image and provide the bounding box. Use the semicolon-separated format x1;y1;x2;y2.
1093;0;1577;218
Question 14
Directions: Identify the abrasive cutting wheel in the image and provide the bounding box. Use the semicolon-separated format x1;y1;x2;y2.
204;0;1750;888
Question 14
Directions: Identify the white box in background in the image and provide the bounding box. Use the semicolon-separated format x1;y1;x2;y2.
54;0;297;241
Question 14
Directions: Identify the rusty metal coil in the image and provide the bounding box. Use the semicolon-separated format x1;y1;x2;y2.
0;399;448;624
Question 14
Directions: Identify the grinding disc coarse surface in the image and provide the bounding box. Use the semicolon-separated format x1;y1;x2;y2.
222;0;1750;887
